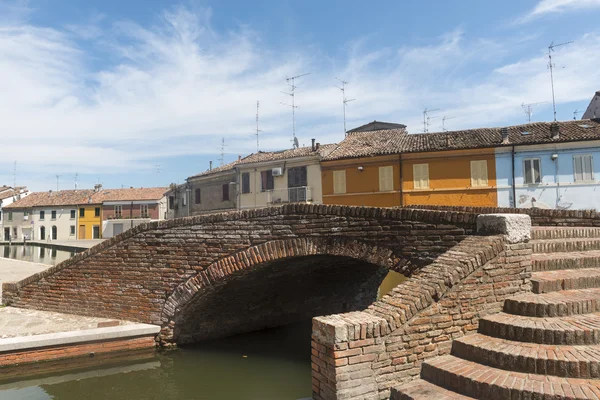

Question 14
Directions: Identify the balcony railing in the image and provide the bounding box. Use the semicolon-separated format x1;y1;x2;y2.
266;186;312;204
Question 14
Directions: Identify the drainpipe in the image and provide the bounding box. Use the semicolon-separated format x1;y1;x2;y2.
399;154;404;207
130;201;133;230
511;146;516;208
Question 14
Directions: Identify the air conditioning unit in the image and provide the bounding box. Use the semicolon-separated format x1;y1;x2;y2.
272;167;283;177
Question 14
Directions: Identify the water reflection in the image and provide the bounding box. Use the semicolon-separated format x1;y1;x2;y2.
0;245;79;266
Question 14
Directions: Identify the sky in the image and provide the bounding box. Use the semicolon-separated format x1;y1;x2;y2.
1;0;600;191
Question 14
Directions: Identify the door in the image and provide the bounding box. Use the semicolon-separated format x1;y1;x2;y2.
287;166;308;202
40;226;46;241
93;225;100;239
79;225;86;239
51;226;57;240
3;228;9;241
113;223;124;236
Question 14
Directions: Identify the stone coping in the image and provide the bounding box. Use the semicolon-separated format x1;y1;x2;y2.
0;323;160;353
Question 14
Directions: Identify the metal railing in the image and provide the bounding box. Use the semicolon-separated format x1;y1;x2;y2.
266;186;312;204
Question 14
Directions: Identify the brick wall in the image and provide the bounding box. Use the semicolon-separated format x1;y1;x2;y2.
102;203;159;220
404;204;600;226
311;234;532;400
2;205;476;343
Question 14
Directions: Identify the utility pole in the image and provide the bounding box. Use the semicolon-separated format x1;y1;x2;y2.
334;78;355;136
423;108;439;133
218;138;226;166
255;101;262;152
548;41;573;121
75;173;78;189
13;161;16;188
281;72;310;144
56;175;60;192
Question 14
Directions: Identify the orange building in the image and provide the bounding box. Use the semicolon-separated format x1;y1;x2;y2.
321;122;498;207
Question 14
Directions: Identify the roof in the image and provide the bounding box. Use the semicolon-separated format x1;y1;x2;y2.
583;90;600;119
347;121;407;133
0;186;27;201
324;119;600;161
90;187;168;202
5;190;94;209
189;160;240;179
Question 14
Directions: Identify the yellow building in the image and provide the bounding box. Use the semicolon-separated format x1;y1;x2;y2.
77;204;102;239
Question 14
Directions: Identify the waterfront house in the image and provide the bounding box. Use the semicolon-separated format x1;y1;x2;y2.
0;186;30;240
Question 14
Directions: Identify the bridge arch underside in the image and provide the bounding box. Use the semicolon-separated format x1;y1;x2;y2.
169;255;390;345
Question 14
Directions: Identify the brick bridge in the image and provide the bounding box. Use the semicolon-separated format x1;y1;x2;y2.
1;204;554;398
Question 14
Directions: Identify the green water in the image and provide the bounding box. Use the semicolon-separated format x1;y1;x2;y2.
0;245;79;266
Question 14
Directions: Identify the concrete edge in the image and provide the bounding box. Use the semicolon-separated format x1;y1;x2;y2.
0;323;161;353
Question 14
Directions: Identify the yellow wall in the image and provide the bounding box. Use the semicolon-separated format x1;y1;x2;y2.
78;205;102;239
322;155;401;207
321;149;498;208
403;148;497;207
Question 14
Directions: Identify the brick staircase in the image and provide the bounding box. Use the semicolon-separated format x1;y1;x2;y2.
393;227;600;400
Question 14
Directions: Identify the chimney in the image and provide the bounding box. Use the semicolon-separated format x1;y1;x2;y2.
311;138;316;151
209;161;213;170
316;142;320;151
94;183;103;192
550;122;560;139
238;155;241;162
501;127;509;144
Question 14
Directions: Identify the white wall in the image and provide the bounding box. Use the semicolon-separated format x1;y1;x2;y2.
102;218;152;238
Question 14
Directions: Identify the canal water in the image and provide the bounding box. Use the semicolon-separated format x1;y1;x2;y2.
0;267;405;399
0;245;80;266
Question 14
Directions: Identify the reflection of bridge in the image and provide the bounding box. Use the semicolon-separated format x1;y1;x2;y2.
2;204;537;399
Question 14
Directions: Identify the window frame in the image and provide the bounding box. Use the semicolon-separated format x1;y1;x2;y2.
195;188;201;204
51;210;57;220
573;154;595;183
79;208;85;218
413;163;430;190
242;172;251;194
222;184;230;201
8;212;12;221
470;160;489;188
378;166;394;192
94;207;101;217
261;170;274;192
39;210;45;221
70;210;76;219
140;204;149;218
333;170;347;194
114;205;122;218
70;225;76;236
523;158;542;185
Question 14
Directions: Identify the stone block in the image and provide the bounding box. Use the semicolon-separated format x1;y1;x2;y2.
477;214;531;243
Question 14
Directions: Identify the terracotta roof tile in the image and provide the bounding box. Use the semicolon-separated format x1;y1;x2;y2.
5;190;94;209
90;187;168;202
0;187;27;201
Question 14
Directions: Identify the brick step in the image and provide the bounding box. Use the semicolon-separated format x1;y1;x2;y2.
452;333;600;378
533;250;600;272
391;379;475;400
531;238;600;254
504;288;600;317
532;227;600;240
478;312;600;345
531;268;600;293
421;355;600;400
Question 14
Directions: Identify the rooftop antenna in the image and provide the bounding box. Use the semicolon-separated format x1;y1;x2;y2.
281;72;310;145
334;78;356;136
441;116;456;132
548;41;573;121
521;102;547;123
255;101;262;152
573;109;580;120
293;136;300;149
423;108;440;133
56;175;60;192
218;137;226;166
74;173;78;190
13;161;16;188
155;164;161;175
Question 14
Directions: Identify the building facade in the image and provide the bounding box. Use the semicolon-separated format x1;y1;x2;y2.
78;204;103;239
583;90;600;119
0;186;30;237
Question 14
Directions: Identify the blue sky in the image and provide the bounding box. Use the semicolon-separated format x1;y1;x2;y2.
1;0;600;191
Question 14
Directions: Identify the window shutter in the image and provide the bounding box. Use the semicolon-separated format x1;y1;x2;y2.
379;166;393;192
413;164;429;189
574;156;583;182
533;159;541;183
470;160;488;187
333;170;346;194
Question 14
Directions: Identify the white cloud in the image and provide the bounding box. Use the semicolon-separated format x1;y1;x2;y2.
0;4;599;190
519;0;600;22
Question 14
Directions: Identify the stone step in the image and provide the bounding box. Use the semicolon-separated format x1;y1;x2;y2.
421;355;600;400
533;251;600;272
452;333;600;378
391;379;475;400
531;268;600;294
531;238;600;254
532;227;600;240
504;288;600;317
478;312;600;345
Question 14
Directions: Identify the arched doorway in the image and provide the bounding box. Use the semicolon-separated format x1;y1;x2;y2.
51;226;57;240
39;226;46;240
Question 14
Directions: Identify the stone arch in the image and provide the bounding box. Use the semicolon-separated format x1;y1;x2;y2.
159;237;405;344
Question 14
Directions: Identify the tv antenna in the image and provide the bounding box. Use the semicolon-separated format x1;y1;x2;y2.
281;72;310;145
56;175;61;192
573;109;580;120
334;78;355;136
155;164;161;174
521;102;547;123
423;108;439;133
74;173;78;189
293;137;300;149
13;161;16;188
548;41;573;121
441;116;456;132
218;138;226;166
255;101;262;152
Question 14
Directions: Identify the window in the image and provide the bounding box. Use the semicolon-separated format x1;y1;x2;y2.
195;188;201;204
13;227;17;236
222;184;230;201
70;225;75;236
333;170;346;194
51;210;57;220
413;164;430;189
523;159;541;184
379;166;394;192
261;170;274;191
182;194;187;206
140;204;149;218
95;207;100;217
115;205;122;218
470;160;489;187
79;208;85;218
169;196;174;209
574;155;594;182
23;211;29;220
40;210;45;220
8;212;12;221
70;210;76;219
288;167;308;187
242;173;250;194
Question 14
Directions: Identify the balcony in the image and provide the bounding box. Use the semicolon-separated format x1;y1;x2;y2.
266;186;312;204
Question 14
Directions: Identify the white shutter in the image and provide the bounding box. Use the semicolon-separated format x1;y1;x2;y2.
379;166;394;192
413;164;429;189
470;160;488;187
333;170;346;194
585;155;594;181
533;159;541;183
574;156;583;182
574;155;595;182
